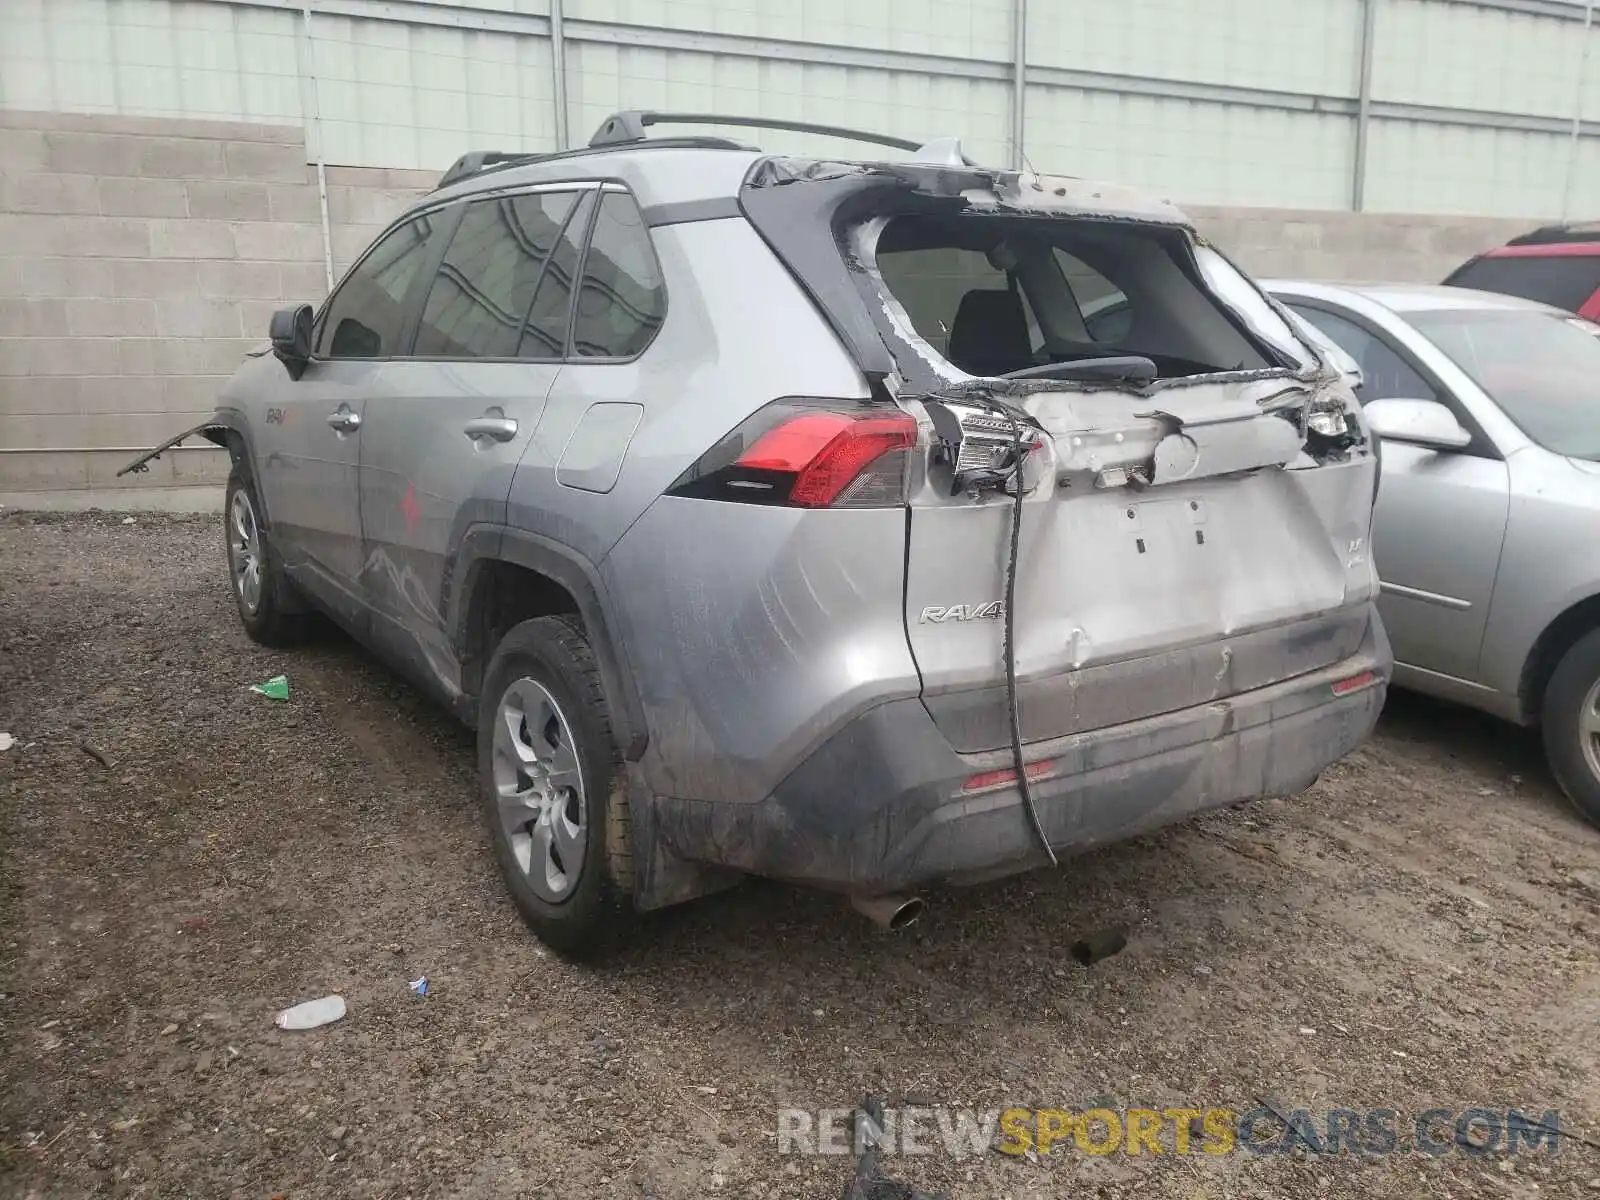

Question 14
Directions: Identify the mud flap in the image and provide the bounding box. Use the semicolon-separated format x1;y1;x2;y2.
117;421;230;477
625;764;743;911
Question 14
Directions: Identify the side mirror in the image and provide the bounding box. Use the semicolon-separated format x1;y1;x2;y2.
269;304;315;380
1363;397;1471;451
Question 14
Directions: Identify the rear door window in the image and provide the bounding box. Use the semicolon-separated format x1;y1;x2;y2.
318;213;437;358
522;192;596;359
412;190;582;359
570;191;668;359
1445;254;1600;313
1284;304;1437;404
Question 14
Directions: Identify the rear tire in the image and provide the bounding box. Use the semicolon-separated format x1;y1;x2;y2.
224;464;307;647
1541;628;1600;829
477;615;632;958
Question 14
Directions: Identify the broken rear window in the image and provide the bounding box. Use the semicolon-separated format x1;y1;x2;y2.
870;213;1276;381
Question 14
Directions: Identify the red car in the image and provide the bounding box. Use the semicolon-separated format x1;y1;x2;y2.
1444;224;1600;319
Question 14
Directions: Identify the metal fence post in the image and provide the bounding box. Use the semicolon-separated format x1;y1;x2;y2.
1562;1;1596;221
1353;0;1377;212
1012;0;1027;169
300;2;336;290
550;0;571;151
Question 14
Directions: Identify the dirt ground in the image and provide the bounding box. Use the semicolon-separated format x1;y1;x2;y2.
2;511;1599;1200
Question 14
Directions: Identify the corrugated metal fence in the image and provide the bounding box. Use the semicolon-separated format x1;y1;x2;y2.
3;0;1599;218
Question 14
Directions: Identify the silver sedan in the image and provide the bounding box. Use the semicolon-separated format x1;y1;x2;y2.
1267;281;1600;826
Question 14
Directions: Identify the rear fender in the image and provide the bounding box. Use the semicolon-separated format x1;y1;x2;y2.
451;526;648;761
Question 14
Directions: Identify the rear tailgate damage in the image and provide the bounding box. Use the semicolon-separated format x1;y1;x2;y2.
739;155;1380;753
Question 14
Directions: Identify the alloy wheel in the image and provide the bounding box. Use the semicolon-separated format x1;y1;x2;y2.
492;677;587;902
1580;676;1600;786
228;488;263;615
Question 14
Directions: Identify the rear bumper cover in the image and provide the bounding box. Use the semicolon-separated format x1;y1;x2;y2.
638;607;1389;897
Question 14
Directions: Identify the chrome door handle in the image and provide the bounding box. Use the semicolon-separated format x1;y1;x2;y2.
326;409;361;433
463;416;518;443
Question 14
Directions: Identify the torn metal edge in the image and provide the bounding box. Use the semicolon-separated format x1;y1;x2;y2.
117;420;230;478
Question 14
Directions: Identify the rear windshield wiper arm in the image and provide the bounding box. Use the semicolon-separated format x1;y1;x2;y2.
999;356;1159;386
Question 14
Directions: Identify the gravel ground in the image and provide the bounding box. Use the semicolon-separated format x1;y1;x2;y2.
3;511;1600;1200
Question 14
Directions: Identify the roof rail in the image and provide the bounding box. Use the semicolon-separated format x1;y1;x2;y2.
436;150;541;191
588;110;925;153
431;136;759;193
430;112;966;195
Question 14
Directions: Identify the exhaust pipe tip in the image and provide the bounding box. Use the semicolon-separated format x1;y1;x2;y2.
850;893;925;931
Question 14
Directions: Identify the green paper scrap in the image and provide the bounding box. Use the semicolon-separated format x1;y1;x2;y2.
250;674;289;701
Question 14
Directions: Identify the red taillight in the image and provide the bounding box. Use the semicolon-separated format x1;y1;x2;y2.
739;412;915;507
962;760;1055;793
668;400;917;509
1331;670;1379;696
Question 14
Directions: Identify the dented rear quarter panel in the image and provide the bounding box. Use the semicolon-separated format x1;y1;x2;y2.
604;499;920;806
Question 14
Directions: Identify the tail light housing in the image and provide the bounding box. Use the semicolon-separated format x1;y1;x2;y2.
666;399;917;508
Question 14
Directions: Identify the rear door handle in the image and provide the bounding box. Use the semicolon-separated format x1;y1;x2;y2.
326;408;361;433
463;416;518;443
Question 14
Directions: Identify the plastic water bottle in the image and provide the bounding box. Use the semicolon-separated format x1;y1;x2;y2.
275;995;345;1030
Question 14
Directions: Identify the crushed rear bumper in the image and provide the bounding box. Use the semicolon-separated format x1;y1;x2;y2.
633;606;1388;901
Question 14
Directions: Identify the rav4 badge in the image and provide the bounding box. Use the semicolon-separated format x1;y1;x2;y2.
919;602;1005;623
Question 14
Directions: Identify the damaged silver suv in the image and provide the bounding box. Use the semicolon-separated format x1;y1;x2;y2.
126;112;1390;955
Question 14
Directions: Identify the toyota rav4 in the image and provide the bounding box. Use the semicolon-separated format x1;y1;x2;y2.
125;112;1391;955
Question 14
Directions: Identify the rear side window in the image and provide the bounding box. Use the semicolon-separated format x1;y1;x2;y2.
571;192;667;358
871;213;1273;380
1446;254;1600;313
319;213;436;358
413;191;581;359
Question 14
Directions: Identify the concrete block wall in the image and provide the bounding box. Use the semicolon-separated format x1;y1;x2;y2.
0;108;1544;499
0;110;433;496
1187;206;1535;284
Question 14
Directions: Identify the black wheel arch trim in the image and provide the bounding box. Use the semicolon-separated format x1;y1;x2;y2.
452;525;648;762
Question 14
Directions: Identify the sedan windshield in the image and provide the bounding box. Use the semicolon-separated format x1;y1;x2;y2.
1409;308;1600;461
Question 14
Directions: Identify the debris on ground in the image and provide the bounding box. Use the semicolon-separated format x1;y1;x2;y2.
121;517;137;526
250;674;289;701
842;1097;949;1200
1228;838;1275;860
0;732;12;751
275;995;345;1031
1070;928;1128;966
78;740;112;768
408;976;429;997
